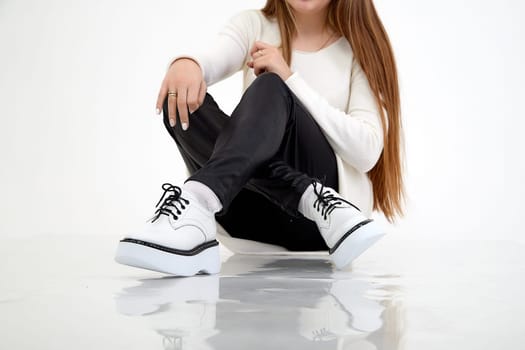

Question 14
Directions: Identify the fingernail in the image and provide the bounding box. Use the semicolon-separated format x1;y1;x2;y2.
155;108;160;115
182;122;188;130
189;109;194;115
169;119;175;127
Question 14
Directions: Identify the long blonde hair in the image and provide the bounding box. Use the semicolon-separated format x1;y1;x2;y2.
261;0;405;222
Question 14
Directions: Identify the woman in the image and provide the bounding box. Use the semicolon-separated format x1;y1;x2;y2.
114;0;404;276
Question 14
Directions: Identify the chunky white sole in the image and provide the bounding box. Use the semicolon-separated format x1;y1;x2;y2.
114;239;221;276
330;219;386;270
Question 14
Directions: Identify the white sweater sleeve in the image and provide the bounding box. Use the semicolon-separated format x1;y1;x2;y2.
284;57;385;173
166;10;255;86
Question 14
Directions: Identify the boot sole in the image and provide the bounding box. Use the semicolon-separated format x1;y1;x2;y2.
329;219;386;270
114;239;220;276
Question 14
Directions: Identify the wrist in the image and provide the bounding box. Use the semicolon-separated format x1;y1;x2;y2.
172;57;196;66
168;56;203;75
281;69;293;81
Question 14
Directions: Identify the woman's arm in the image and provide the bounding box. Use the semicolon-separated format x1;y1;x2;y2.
284;57;385;173
167;9;257;86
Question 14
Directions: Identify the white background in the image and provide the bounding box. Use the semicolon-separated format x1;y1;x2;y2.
0;0;523;242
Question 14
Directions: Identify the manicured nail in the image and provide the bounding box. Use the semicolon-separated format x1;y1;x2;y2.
182;122;188;130
169;119;175;127
155;108;160;115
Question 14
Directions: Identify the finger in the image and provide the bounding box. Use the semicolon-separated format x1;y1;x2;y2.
177;87;189;130
252;48;266;60
250;48;262;59
250;40;270;58
156;80;168;115
249;42;259;57
187;82;200;115
253;56;268;76
167;87;177;127
253;40;272;50
252;57;260;75
251;44;269;59
197;79;207;107
254;63;265;76
255;65;264;76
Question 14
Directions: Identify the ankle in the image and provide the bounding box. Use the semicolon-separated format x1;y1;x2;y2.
183;180;223;214
298;183;315;219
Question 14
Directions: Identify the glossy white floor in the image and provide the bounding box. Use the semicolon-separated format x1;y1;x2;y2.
0;234;523;349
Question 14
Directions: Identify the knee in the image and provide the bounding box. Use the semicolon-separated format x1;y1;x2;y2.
161;92;213;134
248;71;286;93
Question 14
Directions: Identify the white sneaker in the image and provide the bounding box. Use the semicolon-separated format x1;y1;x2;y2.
114;183;220;276
299;181;386;269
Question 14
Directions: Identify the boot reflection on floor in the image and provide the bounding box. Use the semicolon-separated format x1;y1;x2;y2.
114;254;404;349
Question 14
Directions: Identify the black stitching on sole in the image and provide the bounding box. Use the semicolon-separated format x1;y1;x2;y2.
329;219;374;255
119;238;219;256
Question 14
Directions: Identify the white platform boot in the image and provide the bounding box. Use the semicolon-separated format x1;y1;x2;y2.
114;183;220;276
299;181;386;269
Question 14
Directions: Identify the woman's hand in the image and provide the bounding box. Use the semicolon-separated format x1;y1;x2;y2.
247;41;293;81
155;58;207;130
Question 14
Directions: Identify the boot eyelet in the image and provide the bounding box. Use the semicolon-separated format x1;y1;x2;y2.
151;183;192;223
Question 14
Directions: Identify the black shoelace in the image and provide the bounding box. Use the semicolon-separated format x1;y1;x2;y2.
312;178;361;221
266;159;360;221
150;183;189;223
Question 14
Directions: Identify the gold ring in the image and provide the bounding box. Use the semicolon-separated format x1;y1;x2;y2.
168;91;178;97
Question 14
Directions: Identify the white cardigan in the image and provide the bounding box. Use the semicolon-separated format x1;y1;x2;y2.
168;9;384;253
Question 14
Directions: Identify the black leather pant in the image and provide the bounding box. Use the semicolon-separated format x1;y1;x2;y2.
162;72;338;251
